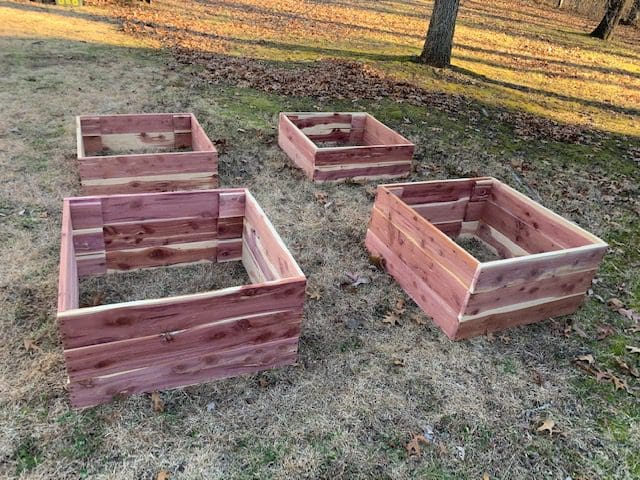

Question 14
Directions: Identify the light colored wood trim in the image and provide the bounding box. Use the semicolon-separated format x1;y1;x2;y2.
57;200;79;313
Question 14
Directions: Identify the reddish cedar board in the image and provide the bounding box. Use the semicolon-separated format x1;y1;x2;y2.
77;113;219;195
69;338;298;409
278;112;414;182
57;188;306;408
365;178;607;340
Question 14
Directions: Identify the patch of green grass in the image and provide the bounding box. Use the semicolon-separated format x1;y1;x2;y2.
13;435;41;475
57;411;104;462
501;357;518;374
339;335;363;352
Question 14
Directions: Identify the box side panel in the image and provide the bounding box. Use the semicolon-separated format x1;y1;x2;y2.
69;337;299;409
456;294;586;339
374;187;479;286
490;181;602;248
313;161;412;182
362;114;414;146
368;208;469;315
58;278;306;349
278;114;317;179
243;192;305;281
473;244;608;292
64;309;301;382
69;198;107;277
365;230;459;339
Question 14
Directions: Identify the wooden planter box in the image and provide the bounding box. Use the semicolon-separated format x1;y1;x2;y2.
57;189;305;408
278;112;414;182
366;177;608;340
76;113;218;195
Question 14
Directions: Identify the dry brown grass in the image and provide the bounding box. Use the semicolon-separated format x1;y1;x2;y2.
0;1;639;479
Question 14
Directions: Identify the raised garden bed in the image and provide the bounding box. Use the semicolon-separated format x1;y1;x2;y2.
278;112;414;182
57;189;305;408
366;177;608;340
76;113;218;195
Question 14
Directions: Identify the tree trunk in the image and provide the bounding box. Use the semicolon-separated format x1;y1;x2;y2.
621;0;640;25
591;0;631;39
419;0;461;68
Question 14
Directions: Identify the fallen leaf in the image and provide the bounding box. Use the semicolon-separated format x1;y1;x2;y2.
343;272;369;288
410;313;427;325
157;471;170;480
608;298;625;310
596;324;615;340
151;391;164;413
531;369;543;386
483;474;490;480
498;335;512;344
23;338;40;352
615;357;639;378
406;434;429;456
393;298;406;315
608;371;630;392
393;358;405;367
368;254;385;270
619;308;640;322
382;312;401;326
536;418;557;435
575;354;595;365
626;346;640;354
313;191;328;204
306;286;321;300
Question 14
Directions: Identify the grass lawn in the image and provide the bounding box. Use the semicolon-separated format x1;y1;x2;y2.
0;0;638;479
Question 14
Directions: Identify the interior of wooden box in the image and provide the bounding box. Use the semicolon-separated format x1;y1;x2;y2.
79;114;203;156
287;113;405;148
391;179;595;262
61;190;302;313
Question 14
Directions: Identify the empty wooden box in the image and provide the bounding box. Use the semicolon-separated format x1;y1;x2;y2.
366;177;607;340
57;189;305;408
76;113;218;195
278;112;414;182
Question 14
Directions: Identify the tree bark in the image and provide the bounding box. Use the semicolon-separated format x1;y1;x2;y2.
419;0;461;68
621;0;640;25
591;0;631;39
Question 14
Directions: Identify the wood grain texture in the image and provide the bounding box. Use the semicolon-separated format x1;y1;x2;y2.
77;113;218;195
58;201;79;312
244;192;305;280
65;309;301;381
279;112;414;182
374;187;479;285
366;178;607;339
365;230;459;338
455;294;585;340
69;337;298;409
58;278;306;349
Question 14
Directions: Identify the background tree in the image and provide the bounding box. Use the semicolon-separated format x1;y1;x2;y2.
418;0;461;68
591;0;632;39
621;0;639;25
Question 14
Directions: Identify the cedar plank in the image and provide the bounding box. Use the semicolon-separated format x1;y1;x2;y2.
58;278;306;348
65;309;301;381
69;337;298;409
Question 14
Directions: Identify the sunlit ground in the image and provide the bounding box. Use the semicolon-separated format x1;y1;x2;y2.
2;0;639;136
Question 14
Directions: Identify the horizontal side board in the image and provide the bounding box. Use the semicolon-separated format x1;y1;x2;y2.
68;190;245;275
57;278;306;349
69;337;299;409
